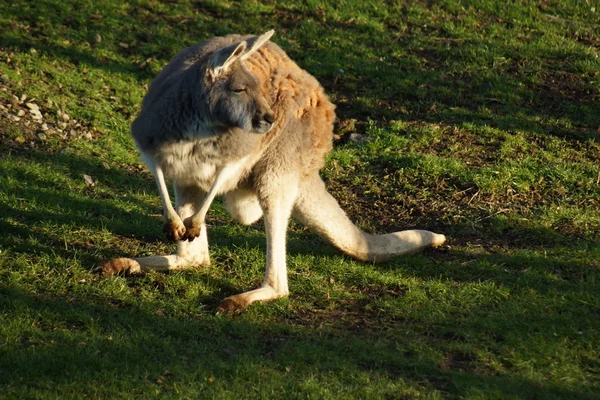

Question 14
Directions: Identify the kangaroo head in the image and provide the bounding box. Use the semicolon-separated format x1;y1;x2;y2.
205;30;275;134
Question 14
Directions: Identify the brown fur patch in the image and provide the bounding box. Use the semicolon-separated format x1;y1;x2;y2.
216;296;250;315
100;258;141;276
246;43;335;175
163;218;186;242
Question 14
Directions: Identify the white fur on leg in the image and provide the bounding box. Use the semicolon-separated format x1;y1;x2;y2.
177;223;210;265
101;227;210;275
131;228;210;272
174;184;211;266
260;205;292;295
216;182;297;314
141;152;185;240
130;185;212;271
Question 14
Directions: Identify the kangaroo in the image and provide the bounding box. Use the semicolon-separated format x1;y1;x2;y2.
101;30;446;314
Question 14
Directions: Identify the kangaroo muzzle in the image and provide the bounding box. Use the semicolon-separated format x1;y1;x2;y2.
252;111;275;134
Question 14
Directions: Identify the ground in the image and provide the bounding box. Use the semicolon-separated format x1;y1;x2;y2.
0;1;599;399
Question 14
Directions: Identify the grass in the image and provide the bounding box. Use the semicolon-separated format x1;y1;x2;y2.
1;0;599;398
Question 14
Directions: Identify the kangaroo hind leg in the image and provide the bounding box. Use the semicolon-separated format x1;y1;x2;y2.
216;178;298;314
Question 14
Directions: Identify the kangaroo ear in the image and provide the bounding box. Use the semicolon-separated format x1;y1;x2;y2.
207;40;248;82
240;30;274;61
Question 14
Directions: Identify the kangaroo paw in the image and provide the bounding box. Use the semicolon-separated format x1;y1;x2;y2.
163;218;186;242
182;220;202;241
100;257;142;276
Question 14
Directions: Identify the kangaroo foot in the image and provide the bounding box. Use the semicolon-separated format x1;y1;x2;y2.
215;286;287;315
100;257;142;276
216;295;250;316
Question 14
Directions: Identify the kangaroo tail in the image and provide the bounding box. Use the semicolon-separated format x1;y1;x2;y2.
292;174;446;263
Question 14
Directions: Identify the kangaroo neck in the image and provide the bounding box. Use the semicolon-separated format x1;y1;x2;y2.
171;67;217;141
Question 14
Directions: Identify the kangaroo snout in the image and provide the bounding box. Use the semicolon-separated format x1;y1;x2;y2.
263;112;275;124
252;110;275;134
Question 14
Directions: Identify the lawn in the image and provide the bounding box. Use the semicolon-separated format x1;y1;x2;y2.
0;0;599;398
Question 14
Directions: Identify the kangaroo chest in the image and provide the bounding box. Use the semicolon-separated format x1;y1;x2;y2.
152;131;262;192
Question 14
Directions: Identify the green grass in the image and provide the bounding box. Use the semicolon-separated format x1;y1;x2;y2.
1;0;599;398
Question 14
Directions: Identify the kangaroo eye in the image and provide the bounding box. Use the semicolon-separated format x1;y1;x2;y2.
231;87;246;93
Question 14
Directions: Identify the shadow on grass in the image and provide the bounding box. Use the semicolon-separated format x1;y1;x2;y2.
1;282;597;398
0;148;161;265
0;146;322;270
1;131;598;399
2;145;598;289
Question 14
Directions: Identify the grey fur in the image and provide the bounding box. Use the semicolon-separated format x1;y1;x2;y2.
132;33;274;155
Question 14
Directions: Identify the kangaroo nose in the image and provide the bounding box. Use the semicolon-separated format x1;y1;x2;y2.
263;113;275;124
252;111;275;134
